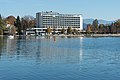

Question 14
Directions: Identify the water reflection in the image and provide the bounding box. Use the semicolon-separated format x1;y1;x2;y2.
7;38;16;55
0;36;3;58
0;36;7;58
79;37;83;62
1;37;120;80
0;36;84;64
35;38;41;64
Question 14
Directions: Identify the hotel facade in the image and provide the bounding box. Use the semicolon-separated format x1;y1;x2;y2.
37;11;83;29
26;11;83;35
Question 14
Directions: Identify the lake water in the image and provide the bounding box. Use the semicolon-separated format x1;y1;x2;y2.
0;36;120;80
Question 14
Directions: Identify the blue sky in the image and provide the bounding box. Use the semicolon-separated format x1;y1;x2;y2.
0;0;120;20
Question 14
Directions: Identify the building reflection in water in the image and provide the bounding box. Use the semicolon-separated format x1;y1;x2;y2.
34;37;84;64
2;36;84;64
16;37;23;60
35;38;41;64
79;37;83;62
7;38;16;58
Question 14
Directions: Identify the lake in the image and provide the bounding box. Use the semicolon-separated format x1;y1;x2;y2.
0;36;120;80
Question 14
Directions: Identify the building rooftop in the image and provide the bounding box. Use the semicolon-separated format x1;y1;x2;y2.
37;11;82;17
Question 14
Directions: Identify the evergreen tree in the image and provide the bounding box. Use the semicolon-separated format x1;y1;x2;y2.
15;16;22;35
0;14;2;28
92;19;99;30
0;14;2;19
0;14;3;35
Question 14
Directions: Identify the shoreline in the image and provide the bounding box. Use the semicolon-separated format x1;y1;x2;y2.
53;34;120;37
1;34;120;37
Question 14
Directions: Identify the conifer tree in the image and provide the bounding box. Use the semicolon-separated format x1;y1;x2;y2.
15;16;22;35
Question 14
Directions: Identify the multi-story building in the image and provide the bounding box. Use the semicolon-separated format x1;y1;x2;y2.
26;11;83;35
36;11;83;30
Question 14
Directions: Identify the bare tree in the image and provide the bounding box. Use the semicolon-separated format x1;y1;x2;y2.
21;15;35;35
21;15;35;28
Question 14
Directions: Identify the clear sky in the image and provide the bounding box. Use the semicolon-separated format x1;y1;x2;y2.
0;0;120;20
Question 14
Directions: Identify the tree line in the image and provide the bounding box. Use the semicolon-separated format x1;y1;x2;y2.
1;14;120;35
0;14;36;35
86;19;120;34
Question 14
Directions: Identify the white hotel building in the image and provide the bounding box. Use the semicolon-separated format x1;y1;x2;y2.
26;11;83;35
36;11;83;30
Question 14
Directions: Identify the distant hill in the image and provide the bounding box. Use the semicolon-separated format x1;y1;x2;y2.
84;18;114;24
83;18;94;24
83;23;87;30
83;19;114;30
